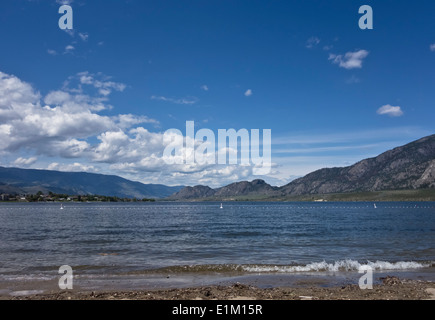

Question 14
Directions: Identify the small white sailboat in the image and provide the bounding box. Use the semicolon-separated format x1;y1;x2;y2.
220;203;223;209
374;203;377;209
60;203;64;210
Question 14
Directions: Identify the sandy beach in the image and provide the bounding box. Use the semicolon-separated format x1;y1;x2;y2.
3;276;435;300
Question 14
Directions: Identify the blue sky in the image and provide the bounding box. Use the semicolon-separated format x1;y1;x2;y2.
0;0;434;187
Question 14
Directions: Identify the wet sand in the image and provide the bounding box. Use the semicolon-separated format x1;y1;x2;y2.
3;276;435;300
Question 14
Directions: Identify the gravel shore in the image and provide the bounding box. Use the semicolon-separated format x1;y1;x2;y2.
6;276;435;300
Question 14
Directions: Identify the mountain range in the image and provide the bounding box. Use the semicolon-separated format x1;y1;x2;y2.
169;134;435;200
0;167;183;199
1;134;434;201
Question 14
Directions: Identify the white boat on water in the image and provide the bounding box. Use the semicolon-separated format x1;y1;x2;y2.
60;203;64;210
220;203;223;209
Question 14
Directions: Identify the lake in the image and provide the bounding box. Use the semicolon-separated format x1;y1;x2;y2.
0;201;434;293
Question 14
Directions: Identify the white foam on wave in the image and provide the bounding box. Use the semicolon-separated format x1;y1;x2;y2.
1;275;54;281
242;259;431;273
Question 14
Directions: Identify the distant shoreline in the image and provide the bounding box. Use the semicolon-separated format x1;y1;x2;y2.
166;188;435;202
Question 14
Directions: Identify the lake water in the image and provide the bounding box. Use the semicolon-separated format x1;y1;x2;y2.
0;202;434;292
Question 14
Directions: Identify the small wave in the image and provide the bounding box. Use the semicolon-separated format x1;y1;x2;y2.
0;275;54;281
241;260;431;273
123;260;432;275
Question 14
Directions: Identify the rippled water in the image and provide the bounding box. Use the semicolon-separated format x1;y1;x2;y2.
0;202;434;280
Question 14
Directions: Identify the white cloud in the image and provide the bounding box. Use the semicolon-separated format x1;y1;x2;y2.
47;49;58;56
200;85;209;91
13;157;37;166
0;70;143;159
244;89;253;97
56;0;74;4
62;29;75;37
65;71;127;98
64;45;75;53
151;95;198;105
78;33;89;42
306;37;320;48
377;104;404;117
329;50;369;69
115;114;159;129
47;162;97;173
430;44;435;52
346;75;360;84
0;69;277;187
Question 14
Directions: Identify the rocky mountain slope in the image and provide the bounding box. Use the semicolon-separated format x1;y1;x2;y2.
169;134;435;200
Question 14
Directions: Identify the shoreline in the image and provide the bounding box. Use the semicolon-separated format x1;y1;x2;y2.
2;271;435;300
4;276;435;300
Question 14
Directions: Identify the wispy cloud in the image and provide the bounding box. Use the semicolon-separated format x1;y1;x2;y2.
151;95;198;105
200;85;209;91
329;50;369;69
56;0;74;4
273;126;427;145
47;49;58;56
273;143;391;154
244;89;253;97
346;75;360;84
377;104;404;117
306;36;320;49
78;32;89;42
77;71;126;96
62;29;75;37
13;157;37;167
430;44;435;52
48;162;97;173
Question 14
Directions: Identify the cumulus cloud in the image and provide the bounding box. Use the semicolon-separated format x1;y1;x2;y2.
0;70;271;187
329;50;369;69
244;89;253;97
377;104;404;117
0;70;143;158
200;85;209;91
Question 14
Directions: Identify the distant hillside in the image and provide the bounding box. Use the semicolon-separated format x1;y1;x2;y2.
168;179;278;200
0;167;183;199
169;134;435;201
279;134;435;196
